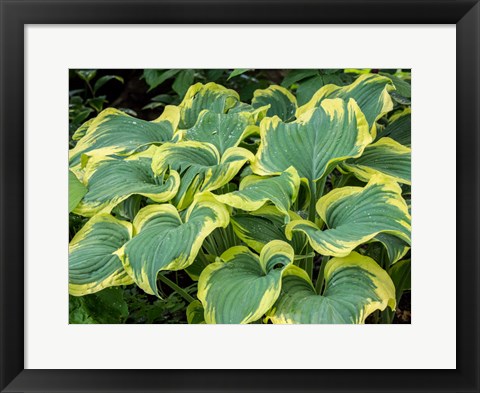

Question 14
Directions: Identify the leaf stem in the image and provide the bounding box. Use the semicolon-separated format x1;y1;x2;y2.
315;255;329;294
305;179;318;279
294;253;315;261
197;248;210;265
85;80;95;98
305;251;314;279
158;274;195;303
202;239;216;255
316;175;327;200
308;179;317;222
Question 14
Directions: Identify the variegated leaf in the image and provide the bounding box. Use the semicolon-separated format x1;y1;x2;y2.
69;107;179;167
118;193;229;297
178;82;239;129
296;74;394;136
341;137;411;185
214;166;300;219
152;141;253;210
286;175;411;257
69;214;133;296
74;148;180;217
252;85;297;122
187;300;206;324
266;252;395;324
381;108;411;147
252;98;372;184
198;240;294;324
231;206;307;254
183;110;258;155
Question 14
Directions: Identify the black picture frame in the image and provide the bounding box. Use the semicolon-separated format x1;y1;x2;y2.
1;1;478;392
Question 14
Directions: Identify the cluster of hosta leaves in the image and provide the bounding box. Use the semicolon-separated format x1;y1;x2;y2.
69;72;411;324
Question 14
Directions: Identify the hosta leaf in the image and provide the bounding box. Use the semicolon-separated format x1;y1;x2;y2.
390;91;411;105
69;170;87;212
228;102;270;124
185;252;216;281
380;72;411;98
231;206;307;254
187;300;206;324
252;85;297;122
112;195;143;221
178;82;239;129
74;149;180;217
252;98;372;184
72;118;94;141
183;110;258;155
389;259;411;297
341;137;411;185
152;141;253;210
286;175;411;257
69;107;179;167
296;74;394;135
87;96;107;112
198;240;294;324
381;108;411;146
374;233;410;265
214;166;300;219
118;193;229;297
69;214;133;296
266;252;395;324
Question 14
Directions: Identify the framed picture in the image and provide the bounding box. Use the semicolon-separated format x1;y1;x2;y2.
1;1;478;392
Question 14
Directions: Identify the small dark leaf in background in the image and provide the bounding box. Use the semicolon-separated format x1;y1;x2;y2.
142;69;181;91
321;72;344;86
296;76;325;106
239;80;269;102
93;75;124;94
151;94;175;104
76;69;97;83
206;69;225;82
118;108;138;117
87;96;108;112
142;102;166;110
69;88;85;97
322;69;342;75
70;108;94;133
227;68;251;80
281;69;319;88
172;69;195;98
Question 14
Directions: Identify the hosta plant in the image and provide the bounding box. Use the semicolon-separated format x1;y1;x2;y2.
69;71;411;324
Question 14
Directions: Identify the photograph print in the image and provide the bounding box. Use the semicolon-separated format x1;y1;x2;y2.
68;68;411;324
